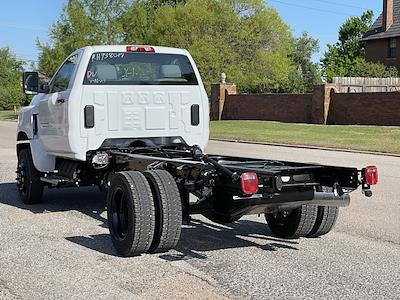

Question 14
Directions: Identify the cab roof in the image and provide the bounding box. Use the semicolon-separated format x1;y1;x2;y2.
79;45;189;56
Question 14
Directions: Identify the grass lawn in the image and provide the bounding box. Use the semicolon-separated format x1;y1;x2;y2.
0;110;18;121
210;120;400;154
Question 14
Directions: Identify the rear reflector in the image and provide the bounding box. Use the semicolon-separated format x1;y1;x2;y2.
241;172;259;195
364;166;378;185
126;45;155;52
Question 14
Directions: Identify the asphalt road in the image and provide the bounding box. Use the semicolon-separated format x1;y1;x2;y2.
0;121;399;299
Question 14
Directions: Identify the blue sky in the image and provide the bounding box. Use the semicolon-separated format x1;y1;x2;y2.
0;0;383;65
267;0;382;61
0;1;64;63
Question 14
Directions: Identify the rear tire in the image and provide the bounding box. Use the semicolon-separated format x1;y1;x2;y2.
307;206;339;238
107;171;155;257
144;170;182;253
265;205;318;238
17;148;44;204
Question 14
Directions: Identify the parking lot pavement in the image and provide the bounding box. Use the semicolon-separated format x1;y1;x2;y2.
0;122;399;299
0;121;16;158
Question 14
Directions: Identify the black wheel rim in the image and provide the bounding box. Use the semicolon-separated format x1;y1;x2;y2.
270;209;300;228
17;161;27;197
111;188;129;240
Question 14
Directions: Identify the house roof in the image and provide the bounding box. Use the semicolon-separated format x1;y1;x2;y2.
362;0;400;41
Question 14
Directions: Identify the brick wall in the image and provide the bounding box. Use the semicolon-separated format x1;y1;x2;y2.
221;93;313;123
210;83;237;120
328;91;400;126
211;83;400;126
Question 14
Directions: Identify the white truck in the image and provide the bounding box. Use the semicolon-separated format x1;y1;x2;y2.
17;45;378;256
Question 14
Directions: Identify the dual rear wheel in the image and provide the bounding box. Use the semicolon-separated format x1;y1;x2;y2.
265;205;339;239
107;170;182;257
16;150;182;257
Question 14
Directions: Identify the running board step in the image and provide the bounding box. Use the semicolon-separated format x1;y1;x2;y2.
40;175;76;187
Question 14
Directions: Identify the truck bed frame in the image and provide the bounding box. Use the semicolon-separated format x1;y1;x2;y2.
80;144;366;221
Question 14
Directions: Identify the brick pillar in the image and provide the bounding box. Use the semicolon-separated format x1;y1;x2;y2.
311;84;338;124
210;83;237;120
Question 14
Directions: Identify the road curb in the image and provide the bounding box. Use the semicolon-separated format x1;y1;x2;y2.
209;138;400;158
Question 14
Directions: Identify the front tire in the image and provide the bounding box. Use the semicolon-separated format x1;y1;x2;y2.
107;171;155;257
17;148;44;204
265;205;318;238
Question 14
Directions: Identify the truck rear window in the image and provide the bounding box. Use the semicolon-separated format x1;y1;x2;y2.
83;52;198;85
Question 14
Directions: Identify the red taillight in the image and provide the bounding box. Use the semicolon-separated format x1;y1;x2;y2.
241;172;259;195
126;45;155;52
364;166;378;185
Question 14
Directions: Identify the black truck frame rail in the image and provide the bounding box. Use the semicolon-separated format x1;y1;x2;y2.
39;144;376;221
91;145;375;220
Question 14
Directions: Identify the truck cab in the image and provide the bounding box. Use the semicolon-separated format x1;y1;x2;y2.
18;45;209;172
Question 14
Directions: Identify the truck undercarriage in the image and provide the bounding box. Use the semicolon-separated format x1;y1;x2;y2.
107;146;359;216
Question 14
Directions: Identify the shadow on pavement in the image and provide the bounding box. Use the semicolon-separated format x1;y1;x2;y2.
65;234;117;256
159;218;299;261
0;182;107;224
0;182;299;258
0;181;117;255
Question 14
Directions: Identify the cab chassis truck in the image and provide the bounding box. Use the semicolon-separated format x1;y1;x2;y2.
16;45;378;256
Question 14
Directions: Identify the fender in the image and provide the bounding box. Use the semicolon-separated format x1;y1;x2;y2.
17;106;56;172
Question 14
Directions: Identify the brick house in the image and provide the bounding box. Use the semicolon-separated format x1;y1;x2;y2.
362;0;400;69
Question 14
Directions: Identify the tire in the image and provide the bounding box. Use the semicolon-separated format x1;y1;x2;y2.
107;171;155;257
307;206;339;238
17;148;44;204
265;205;318;238
143;170;182;253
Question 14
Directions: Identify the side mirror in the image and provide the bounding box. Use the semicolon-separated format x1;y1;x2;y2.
22;72;50;95
23;72;39;95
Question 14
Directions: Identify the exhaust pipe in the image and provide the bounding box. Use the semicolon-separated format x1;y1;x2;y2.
311;191;350;207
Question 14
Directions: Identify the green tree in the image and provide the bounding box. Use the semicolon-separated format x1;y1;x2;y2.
321;10;398;81
0;47;25;110
37;0;128;77
145;0;187;7
122;0;295;92
38;0;320;93
285;32;321;93
350;58;398;77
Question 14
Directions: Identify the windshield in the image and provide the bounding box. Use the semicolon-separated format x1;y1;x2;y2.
83;52;198;85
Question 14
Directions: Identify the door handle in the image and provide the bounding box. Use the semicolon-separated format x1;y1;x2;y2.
57;99;65;104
